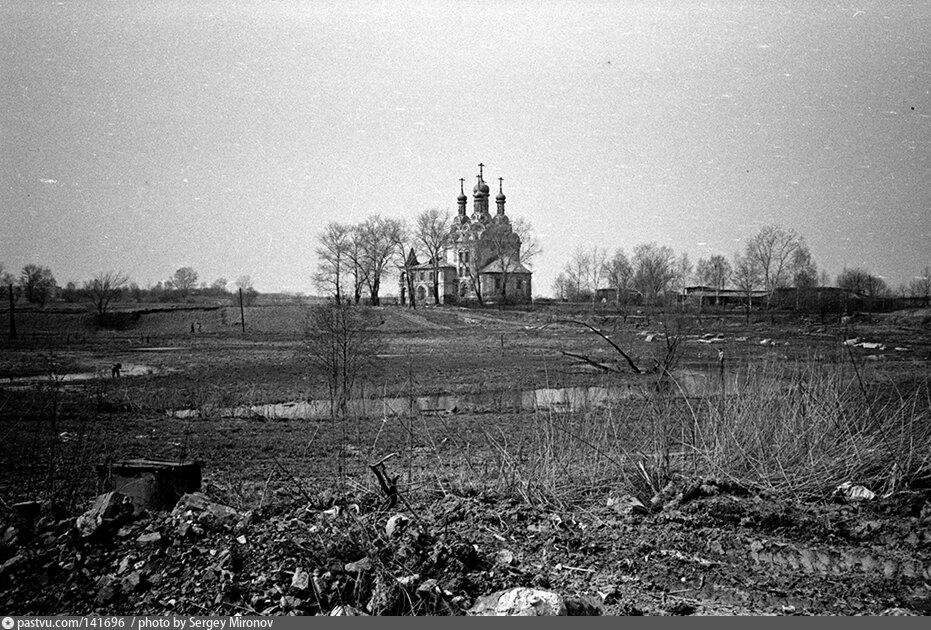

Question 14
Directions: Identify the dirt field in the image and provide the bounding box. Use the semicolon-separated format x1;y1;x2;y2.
1;303;930;615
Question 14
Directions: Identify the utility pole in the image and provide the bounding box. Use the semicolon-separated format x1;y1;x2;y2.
239;288;246;334
8;284;15;340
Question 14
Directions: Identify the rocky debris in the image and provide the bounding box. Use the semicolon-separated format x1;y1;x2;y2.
1;479;929;616
120;570;144;593
170;492;247;536
76;492;135;538
495;549;517;567
290;567;311;594
468;587;567;616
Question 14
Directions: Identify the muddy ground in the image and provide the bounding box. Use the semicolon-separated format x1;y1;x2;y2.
0;304;929;615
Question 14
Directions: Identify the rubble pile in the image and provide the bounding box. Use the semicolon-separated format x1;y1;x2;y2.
2;478;930;616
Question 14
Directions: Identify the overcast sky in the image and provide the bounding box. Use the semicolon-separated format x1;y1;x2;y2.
2;0;929;295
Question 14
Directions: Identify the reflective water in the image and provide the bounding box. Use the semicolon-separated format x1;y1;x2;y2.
169;368;739;421
2;363;160;385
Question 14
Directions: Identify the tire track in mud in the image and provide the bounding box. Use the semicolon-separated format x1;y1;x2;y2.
708;535;931;580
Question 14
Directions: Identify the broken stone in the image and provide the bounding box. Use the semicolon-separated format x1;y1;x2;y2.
468;587;567;616
607;494;648;516
386;514;410;538
291;568;310;593
76;492;134;538
496;549;517;567
96;576;118;605
137;531;162;544
171;493;240;533
120;570;144;593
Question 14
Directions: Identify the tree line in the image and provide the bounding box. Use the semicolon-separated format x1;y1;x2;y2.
552;224;931;307
314;210;452;308
0;263;259;315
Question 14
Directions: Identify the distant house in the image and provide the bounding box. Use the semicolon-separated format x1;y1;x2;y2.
682;286;769;307
594;287;643;305
399;249;458;305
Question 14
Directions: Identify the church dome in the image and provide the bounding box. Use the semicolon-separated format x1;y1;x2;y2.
473;179;490;195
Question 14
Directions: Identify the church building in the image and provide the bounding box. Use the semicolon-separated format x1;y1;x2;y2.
400;164;533;305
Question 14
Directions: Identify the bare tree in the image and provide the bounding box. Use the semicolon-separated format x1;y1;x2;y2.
791;244;818;288
358;215;403;306
552;272;570;301
512;217;542;268
696;254;732;305
745;225;805;307
585;246;608;302
602;248;633;305
342;227;369;305
732;252;761;324
84;271;130;318
302;303;383;420
564;246;592;301
389;220;420;309
632;243;677;305
20;264;57;306
314;222;351;303
673;252;693;304
171;266;199;299
415;208;451;305
837;267;889;298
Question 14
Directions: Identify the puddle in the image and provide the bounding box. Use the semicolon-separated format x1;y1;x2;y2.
2;363;160;386
170;368;739;421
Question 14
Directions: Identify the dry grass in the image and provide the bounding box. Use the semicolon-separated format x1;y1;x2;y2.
393;355;931;508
